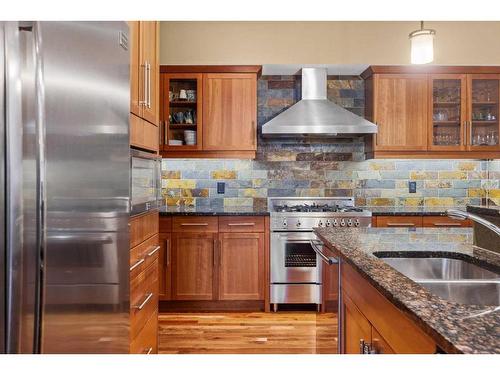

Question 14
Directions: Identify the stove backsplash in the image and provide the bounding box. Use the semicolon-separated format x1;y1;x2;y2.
162;75;500;210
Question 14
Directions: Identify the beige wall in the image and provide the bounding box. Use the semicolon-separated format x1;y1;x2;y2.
160;21;500;66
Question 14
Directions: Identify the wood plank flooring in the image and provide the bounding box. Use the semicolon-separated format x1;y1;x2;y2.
159;312;337;354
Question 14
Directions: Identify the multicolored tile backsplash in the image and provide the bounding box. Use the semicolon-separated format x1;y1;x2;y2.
161;75;500;209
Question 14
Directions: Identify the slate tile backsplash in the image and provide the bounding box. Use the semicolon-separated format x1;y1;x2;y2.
161;75;500;209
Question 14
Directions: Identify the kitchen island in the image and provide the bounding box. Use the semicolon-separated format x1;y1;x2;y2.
314;226;500;354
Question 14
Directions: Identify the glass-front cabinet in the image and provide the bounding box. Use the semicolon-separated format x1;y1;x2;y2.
468;74;500;150
429;74;467;150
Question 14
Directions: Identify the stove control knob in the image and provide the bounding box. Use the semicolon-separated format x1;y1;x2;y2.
332;219;338;227
354;219;360;227
326;219;332;227
318;220;323;227
282;219;287;227
347;219;353;227
340;219;346;227
296;220;301;228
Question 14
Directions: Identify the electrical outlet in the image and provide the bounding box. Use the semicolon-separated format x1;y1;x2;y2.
409;181;417;194
217;182;225;194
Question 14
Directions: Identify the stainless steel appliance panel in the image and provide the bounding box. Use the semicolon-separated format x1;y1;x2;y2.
39;22;130;354
0;22;5;354
130;148;161;216
270;284;321;304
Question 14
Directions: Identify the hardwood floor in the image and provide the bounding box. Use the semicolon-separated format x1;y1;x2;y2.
158;312;337;354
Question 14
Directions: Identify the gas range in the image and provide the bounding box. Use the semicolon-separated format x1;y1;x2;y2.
268;197;372;231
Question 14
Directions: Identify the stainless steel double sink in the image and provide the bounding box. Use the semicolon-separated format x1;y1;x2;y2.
374;254;500;306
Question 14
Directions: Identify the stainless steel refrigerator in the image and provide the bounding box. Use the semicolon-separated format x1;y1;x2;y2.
1;21;130;353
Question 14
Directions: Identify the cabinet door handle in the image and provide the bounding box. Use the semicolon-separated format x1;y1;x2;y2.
147;62;151;109
165;239;170;266
219;240;222;266
181;223;208;226
139;63;147;106
227;222;255;226
134;292;153;310
213;238;217;267
463;121;467;146
359;339;365;354
130;258;145;271
433;222;461;227
145;347;153;355
147;245;160;257
386;223;416;227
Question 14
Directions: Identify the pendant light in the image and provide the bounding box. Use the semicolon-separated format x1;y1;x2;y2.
409;21;436;64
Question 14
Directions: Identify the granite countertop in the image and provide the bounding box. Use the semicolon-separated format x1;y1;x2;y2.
467;205;500;217
363;206;466;216
159;205;270;216
314;226;500;354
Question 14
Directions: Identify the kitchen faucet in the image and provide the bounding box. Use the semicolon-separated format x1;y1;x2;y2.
446;209;500;237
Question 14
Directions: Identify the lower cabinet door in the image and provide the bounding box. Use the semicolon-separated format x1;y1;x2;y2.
343;293;372;354
130;310;158;354
218;232;264;300
171;233;215;300
159;233;172;300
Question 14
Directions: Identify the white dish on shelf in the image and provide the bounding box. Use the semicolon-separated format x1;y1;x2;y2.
168;140;183;146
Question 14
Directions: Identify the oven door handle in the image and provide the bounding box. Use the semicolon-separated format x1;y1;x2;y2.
310;240;337;265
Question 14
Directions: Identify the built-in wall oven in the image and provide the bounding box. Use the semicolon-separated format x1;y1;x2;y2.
130;149;161;216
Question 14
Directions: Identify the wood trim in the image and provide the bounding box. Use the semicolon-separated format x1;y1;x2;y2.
342;262;437;353
159;300;264;312
361;65;500;79
159;216;172;233
129;210;159;248
161;65;262;76
160;150;256;159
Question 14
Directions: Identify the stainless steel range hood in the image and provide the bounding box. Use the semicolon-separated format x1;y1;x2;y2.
261;68;378;138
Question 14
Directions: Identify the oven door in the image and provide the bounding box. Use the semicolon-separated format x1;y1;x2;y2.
271;231;322;283
130;149;161;216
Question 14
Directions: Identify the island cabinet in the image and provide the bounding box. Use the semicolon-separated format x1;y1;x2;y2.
362;66;500;159
341;262;437;354
160;66;261;159
129;210;160;354
374;215;472;228
159;215;269;311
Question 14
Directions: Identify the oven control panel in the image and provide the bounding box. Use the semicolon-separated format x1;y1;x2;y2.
271;216;372;231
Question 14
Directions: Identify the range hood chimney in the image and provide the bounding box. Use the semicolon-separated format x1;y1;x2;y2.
261;68;378;137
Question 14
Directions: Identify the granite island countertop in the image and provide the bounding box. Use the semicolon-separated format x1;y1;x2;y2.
362;206;467;216
314;226;500;354
159;205;270;216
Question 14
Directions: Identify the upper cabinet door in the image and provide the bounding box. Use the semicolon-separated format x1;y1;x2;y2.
139;21;159;126
128;21;141;117
202;73;257;151
428;74;467;151
373;74;428;151
467;74;500;151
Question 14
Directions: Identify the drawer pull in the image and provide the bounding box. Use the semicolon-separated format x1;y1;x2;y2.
433;223;461;227
145;347;153;355
227;223;255;226
387;223;416;227
130;258;145;271
147;245;160;257
180;223;208;226
134;292;153;310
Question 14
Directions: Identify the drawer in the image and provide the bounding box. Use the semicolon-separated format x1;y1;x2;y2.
172;216;218;232
130;310;158;354
219;216;265;232
130;259;158;340
130;234;159;280
422;216;472;228
130;113;159;153
376;216;422;228
130;211;159;248
159;216;172;232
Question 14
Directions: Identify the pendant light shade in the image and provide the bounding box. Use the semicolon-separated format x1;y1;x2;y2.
409;21;436;64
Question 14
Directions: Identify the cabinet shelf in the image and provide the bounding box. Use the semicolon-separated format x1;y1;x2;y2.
471;120;498;124
432;121;460;125
169;101;197;106
472;102;498;105
168;123;197;129
433;102;460;106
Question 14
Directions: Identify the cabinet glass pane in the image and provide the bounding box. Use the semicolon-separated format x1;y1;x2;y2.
431;79;462;146
471;79;499;146
166;78;198;146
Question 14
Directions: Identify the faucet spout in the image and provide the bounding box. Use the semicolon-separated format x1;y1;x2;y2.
446;209;500;237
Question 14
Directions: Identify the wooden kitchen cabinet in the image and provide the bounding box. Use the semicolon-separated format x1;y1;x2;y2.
158;232;172;300
160;66;261;158
362;66;500;159
343;293;372;354
171;232;216;300
374;215;470;228
203;74;257;152
129;21;141;117
218;232;264;300
139;21;160;126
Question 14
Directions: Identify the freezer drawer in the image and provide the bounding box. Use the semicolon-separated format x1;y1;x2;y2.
270;284;322;304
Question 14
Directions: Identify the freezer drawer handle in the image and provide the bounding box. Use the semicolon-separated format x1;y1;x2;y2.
147;245;160;257
130;258;145;271
134;292;154;310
